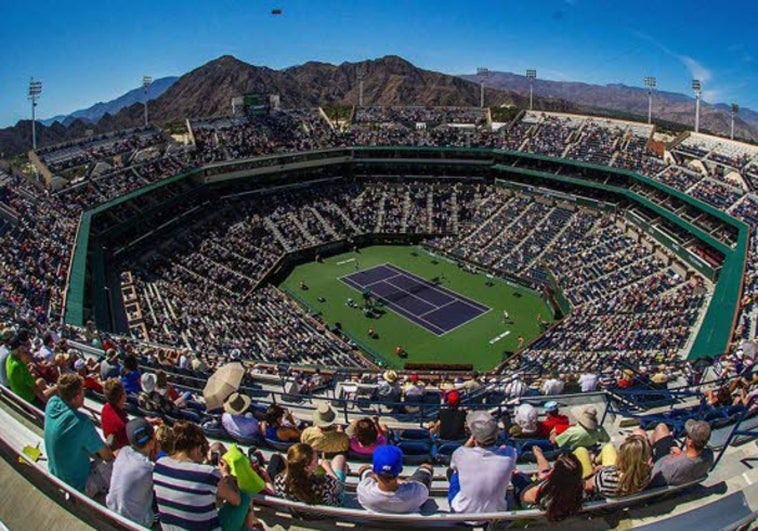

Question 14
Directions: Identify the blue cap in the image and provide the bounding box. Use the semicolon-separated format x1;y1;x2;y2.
544;401;559;412
372;445;403;477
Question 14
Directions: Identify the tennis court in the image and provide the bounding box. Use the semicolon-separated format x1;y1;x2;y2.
340;263;490;335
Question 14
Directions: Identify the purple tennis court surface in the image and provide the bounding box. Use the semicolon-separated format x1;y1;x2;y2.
340;263;490;335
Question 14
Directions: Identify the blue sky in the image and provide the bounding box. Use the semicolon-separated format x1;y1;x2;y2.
1;0;756;127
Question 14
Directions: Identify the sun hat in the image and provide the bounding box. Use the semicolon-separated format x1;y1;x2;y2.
383;370;398;383
571;405;599;431
372;444;404;478
223;392;252;416
446;389;461;407
140;373;157;393
313;403;337;427
466;411;498;445
514;403;538;432
126;418;155;448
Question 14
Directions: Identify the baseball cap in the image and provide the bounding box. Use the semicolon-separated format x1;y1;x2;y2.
446;390;461;407
466;411;498;445
126;418;154;448
372;445;403;477
685;419;711;447
74;359;86;371
544;400;559;412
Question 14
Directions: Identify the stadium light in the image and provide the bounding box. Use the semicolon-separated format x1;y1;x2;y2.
477;67;489;108
143;76;152;127
28;78;42;150
730;103;739;140
692;79;702;133
644;76;656;124
356;65;367;107
526;69;537;111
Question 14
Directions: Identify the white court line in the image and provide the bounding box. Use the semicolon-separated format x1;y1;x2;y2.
419;299;458;318
340;274;447;335
335;258;356;265
382;262;491;313
488;330;511;345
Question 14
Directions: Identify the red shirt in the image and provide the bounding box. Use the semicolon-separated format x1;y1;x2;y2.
537;413;570;438
101;403;129;450
83;376;103;394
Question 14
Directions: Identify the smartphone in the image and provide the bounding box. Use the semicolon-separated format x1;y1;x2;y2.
210;451;220;466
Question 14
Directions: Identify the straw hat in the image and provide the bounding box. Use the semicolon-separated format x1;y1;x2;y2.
313;403;337;427
223;392;251;416
383;370;398;383
571;405;599;431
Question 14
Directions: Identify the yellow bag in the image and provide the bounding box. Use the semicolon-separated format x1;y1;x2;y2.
223;444;266;494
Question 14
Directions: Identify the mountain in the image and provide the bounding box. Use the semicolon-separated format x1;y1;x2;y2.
460;71;758;140
40;76;178;126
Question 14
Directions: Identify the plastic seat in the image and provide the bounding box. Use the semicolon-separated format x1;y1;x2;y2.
396;428;432;442
435;442;462;465
396;441;432;465
265;438;296;452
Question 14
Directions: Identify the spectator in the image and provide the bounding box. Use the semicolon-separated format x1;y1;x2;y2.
375;370;401;402
584;434;653;497
120;354;141;395
553;406;610;450
617;369;635;389
649;420;713;486
75;358;104;393
0;327;16;387
301;403;349;455
537;401;570;438
262;404;301;442
578;371;599;392
101;378;130;450
429;390;467;441
541;372;565;395
357;445;432;513
348;416;389;456
106;418;158;527
273;443;345;507
6;335;52;407
447;411;518;514
153;421;242;530
222;392;261;440
510;403;539;438
44;373;113;495
515;449;584;521
100;348;121;380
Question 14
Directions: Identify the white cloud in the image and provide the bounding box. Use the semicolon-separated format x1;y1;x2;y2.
632;31;712;83
680;55;711;83
702;89;721;103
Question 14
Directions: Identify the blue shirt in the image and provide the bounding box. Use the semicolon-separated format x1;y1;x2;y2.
121;369;141;394
44;396;105;492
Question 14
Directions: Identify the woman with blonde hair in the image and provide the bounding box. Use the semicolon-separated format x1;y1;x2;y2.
585;434;652;498
273;443;345;506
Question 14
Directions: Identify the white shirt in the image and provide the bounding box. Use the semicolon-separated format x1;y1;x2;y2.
578;373;599;392
450;445;517;513
541;378;564;395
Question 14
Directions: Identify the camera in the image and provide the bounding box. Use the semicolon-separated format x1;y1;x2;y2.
210;451;220;466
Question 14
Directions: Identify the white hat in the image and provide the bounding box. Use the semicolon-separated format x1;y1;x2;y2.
141;373;157;393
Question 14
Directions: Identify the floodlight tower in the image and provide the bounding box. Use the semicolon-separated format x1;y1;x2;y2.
730;103;739;140
526;69;537;111
28;78;42;150
356;64;367;107
477;67;489;108
143;76;152;127
644;76;656;124
692;79;702;133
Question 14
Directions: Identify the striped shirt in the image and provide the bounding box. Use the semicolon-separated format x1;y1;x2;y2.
153;457;221;531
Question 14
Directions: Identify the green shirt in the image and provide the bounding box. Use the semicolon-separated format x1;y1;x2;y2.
44;396;105;492
6;353;36;403
555;424;610;450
